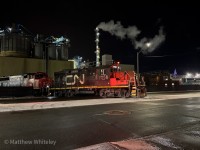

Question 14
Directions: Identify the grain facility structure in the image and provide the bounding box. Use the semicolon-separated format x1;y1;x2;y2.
0;24;73;77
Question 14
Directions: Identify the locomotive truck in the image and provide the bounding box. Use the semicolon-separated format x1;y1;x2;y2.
50;62;147;98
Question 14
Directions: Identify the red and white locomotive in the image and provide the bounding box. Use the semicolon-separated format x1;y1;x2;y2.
0;72;53;96
50;62;146;98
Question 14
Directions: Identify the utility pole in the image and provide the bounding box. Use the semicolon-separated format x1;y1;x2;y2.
137;49;143;76
44;44;49;75
137;42;151;76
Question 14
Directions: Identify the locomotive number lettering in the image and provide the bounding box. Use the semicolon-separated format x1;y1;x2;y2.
99;74;108;80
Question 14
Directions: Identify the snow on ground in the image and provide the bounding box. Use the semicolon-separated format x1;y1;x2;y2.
149;136;181;149
0;92;200;112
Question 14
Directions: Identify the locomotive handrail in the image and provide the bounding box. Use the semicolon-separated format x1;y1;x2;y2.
125;71;134;81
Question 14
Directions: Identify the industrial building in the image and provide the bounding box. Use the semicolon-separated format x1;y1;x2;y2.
143;71;200;92
0;24;72;77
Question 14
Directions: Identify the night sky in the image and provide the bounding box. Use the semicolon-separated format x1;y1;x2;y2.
1;1;200;74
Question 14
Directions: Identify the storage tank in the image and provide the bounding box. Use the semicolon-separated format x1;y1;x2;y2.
48;44;57;60
0;33;31;57
34;43;43;58
59;44;68;60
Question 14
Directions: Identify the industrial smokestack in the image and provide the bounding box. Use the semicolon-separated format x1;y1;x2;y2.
95;27;100;67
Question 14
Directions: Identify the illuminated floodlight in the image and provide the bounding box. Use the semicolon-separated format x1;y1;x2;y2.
186;73;192;78
146;42;152;48
195;73;200;78
7;27;12;32
95;27;99;31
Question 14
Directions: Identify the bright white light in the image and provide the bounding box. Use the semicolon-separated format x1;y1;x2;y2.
195;73;200;78
95;27;99;31
186;73;192;78
172;83;175;86
8;27;12;32
146;42;151;47
47;96;56;100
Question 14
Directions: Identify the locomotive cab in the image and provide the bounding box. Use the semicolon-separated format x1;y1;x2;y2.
109;62;131;86
32;72;53;96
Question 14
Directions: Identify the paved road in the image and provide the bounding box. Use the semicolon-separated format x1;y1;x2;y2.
0;92;200;149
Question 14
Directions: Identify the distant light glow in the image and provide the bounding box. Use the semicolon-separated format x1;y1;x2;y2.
7;27;12;32
47;96;56;100
195;73;200;78
95;27;99;31
146;42;151;48
186;73;192;78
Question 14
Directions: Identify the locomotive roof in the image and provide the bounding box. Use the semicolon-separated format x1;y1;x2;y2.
55;65;113;74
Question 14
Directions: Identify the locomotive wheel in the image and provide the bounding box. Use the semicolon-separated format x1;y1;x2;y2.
106;92;110;98
66;90;74;97
58;91;63;97
99;89;106;98
125;91;131;98
120;90;126;98
100;92;106;98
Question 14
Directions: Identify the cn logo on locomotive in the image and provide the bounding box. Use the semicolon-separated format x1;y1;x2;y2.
65;74;85;85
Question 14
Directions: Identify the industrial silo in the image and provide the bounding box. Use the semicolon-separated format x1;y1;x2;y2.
0;29;31;57
34;43;44;58
59;44;68;60
48;44;57;60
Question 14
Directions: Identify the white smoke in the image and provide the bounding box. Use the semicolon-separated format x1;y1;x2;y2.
97;20;166;54
126;26;141;40
97;20;127;40
135;26;166;54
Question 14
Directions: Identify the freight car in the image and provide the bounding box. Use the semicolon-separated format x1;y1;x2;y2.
0;72;53;96
50;62;147;98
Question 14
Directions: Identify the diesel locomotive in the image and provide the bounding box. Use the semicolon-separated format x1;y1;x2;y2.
0;72;53;96
50;62;147;98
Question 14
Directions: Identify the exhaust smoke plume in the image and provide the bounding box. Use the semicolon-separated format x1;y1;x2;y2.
97;20;127;40
97;20;165;54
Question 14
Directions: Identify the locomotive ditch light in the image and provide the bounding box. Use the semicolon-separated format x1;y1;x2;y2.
113;61;120;65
